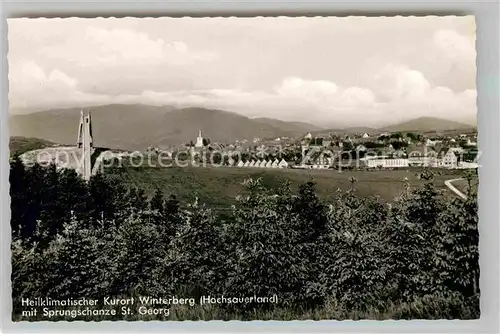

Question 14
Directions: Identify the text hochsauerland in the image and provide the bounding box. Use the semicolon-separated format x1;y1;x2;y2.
199;295;278;305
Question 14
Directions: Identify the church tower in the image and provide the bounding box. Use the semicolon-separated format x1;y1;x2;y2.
77;110;93;181
195;129;204;148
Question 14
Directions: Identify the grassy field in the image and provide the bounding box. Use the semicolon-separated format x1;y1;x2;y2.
107;166;471;210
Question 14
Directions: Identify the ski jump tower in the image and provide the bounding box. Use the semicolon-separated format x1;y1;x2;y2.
77;110;93;181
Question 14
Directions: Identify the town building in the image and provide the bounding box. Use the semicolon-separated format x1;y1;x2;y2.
467;138;477;146
458;161;479;169
195;129;205;148
407;145;438;167
367;158;409;168
425;138;442;147
356;145;367;152
441;149;459;168
278;159;289;168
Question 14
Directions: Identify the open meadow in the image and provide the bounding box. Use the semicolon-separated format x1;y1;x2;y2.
107;165;473;211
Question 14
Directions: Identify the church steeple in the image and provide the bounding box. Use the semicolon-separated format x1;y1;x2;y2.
195;129;204;148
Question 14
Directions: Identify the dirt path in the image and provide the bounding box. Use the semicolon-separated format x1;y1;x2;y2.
444;178;468;200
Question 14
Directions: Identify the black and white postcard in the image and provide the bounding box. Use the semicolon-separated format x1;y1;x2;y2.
8;16;479;321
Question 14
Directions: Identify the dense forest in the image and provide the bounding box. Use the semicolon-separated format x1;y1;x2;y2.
9;155;479;320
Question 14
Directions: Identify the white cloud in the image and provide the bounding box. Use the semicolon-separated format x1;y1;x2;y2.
276;77;339;98
8;58;477;127
40;27;216;67
107;71;475;126
433;29;476;65
374;64;432;101
369;63;476;123
8;60;110;110
10;60;76;89
7;18;476;126
274;77;376;111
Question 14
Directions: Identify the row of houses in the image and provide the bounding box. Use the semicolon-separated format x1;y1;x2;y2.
366;158;478;169
229;158;289;168
365;150;479;169
293;164;332;169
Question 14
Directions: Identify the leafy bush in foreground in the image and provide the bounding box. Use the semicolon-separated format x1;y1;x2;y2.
10;159;480;319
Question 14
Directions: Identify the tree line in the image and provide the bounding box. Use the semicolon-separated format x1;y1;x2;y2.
9;155;479;320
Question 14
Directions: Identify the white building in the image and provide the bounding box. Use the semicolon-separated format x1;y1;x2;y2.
265;160;273;168
243;161;250;167
425;138;442;147
458;162;479;169
448;147;464;154
356;145;367;152
311;164;329;169
278;159;289;168
304;133;313;140
249;160;256;167
236;160;244;167
195;129;205;148
441;150;459;168
367;158;409;168
316;155;334;166
467;138;477;146
362;133;370;138
271;159;279;168
407;146;438;167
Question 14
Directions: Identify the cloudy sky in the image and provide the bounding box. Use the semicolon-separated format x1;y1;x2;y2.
8;16;476;127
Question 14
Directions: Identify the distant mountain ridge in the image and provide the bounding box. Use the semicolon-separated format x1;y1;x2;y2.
9;105;476;151
311;126;378;136
312;117;475;137
9;104;322;150
252;117;324;134
380;117;476;133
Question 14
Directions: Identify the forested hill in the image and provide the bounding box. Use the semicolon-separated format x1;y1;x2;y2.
9;105;321;150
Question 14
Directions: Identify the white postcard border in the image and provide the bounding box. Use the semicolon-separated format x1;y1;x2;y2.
1;1;498;333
